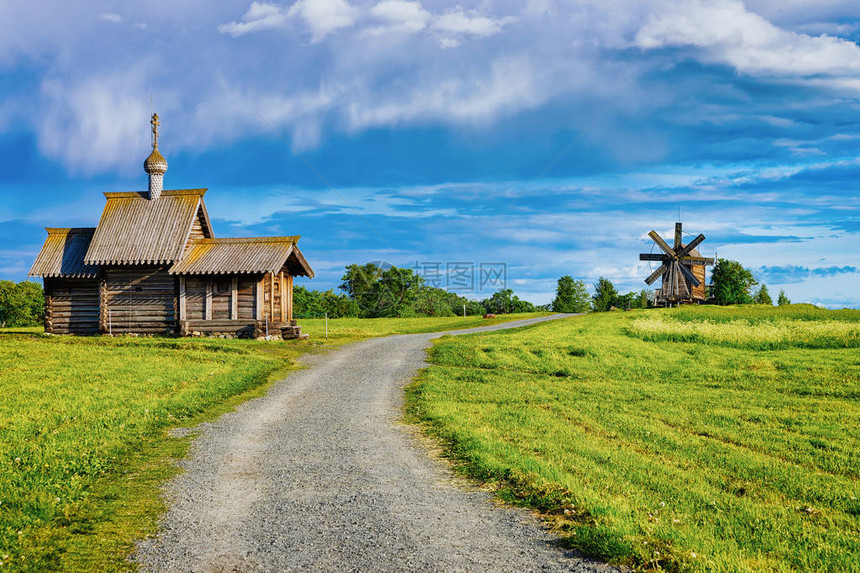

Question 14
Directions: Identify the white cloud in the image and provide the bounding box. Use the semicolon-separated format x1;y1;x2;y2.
287;0;357;41
635;0;860;77
219;0;356;41
217;1;289;37
98;13;122;24
432;7;514;38
37;72;152;174
345;56;544;129
368;0;430;34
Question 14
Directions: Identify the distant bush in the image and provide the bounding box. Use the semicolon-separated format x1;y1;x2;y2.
0;280;44;327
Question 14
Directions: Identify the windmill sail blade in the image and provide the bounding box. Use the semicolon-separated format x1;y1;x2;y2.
677;234;705;258
645;263;668;285
681;256;714;265
677;262;701;287
639;253;667;261
674;222;683;250
648;231;675;257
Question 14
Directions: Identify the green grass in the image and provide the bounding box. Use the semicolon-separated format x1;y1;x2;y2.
297;312;548;342
407;306;860;572
0;313;544;571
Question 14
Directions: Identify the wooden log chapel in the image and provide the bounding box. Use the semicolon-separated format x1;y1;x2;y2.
29;114;314;338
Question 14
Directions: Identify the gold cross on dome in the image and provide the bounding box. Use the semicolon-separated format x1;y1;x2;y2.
151;113;160;148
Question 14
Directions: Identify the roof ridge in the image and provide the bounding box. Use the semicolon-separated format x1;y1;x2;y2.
103;188;208;198
45;227;97;234
190;236;300;244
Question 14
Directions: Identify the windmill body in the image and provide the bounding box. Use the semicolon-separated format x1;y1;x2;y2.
640;222;715;306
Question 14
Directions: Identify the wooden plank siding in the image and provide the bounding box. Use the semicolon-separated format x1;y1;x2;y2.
102;267;176;334
692;264;707;300
44;278;101;335
184;277;206;320
238;277;257;320
211;277;232;320
258;270;294;324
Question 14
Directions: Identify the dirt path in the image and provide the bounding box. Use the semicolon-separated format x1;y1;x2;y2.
136;315;619;572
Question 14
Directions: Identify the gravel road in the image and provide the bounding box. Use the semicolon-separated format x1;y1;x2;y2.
135;314;620;572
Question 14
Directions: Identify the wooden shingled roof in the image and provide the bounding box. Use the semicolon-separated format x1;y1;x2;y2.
168;237;314;277
29;228;101;278
84;189;212;265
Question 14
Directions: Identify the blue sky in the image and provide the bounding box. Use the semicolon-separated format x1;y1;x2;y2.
2;0;860;307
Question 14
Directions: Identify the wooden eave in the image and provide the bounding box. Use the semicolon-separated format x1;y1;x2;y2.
29;228;101;278
168;236;314;277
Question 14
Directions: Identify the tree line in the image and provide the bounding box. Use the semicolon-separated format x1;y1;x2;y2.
295;263;545;318
554;257;790;313
0;257;793;326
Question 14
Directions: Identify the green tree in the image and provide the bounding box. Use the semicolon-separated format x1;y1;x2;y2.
483;289;516;314
340;263;386;315
711;259;757;305
0;280;44;327
339;264;424;317
464;300;487;316
635;289;653;309
591;277;618;312
294;286;360;318
412;286;457;317
552;276;590;313
754;284;773;305
777;289;791;306
480;289;537;314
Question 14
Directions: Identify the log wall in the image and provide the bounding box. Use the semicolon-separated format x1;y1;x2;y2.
44;278;101;335
102;266;177;335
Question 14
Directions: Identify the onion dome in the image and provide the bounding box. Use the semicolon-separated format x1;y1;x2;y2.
144;113;167;199
144;147;168;174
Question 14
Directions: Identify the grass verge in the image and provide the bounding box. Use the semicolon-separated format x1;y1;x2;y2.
406;305;860;572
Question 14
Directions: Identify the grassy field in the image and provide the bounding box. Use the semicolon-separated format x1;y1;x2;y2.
298;313;548;342
0;313;538;571
407;305;860;572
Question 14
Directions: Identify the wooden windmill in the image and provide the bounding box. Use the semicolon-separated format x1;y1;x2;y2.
639;222;715;306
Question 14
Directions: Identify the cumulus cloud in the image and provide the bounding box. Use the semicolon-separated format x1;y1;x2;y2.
220;0;513;45
217;1;289;37
219;0;356;41
432;7;514;38
635;0;860;77
367;0;430;35
38;75;150;174
287;0;357;41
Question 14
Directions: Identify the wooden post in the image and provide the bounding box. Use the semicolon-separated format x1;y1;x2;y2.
230;276;238;320
44;286;53;334
178;276;187;321
255;279;263;320
205;281;212;320
269;272;275;322
98;278;107;334
279;270;286;323
286;274;293;322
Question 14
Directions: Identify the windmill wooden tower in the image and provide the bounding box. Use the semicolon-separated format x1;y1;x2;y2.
639;222;714;306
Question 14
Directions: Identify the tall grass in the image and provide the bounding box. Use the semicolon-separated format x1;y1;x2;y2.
408;306;860;572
